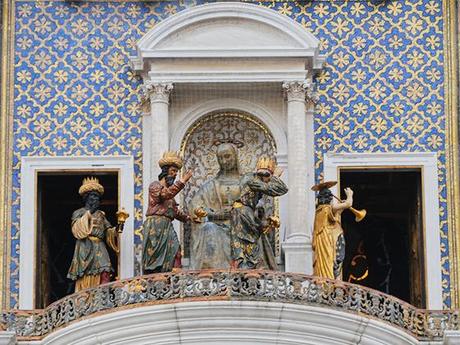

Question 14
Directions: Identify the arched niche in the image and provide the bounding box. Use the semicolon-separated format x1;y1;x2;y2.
178;110;280;261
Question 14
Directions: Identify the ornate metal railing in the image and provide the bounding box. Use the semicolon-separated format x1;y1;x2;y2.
1;270;458;340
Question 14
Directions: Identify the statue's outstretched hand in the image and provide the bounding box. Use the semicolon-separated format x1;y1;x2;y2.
181;170;193;184
344;187;353;198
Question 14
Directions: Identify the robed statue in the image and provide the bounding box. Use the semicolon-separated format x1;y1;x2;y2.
311;181;353;280
142;151;192;273
231;157;288;269
190;143;287;270
68;177;122;292
189;143;241;269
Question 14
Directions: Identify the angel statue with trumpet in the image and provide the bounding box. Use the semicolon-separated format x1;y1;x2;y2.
67;177;129;292
311;181;366;280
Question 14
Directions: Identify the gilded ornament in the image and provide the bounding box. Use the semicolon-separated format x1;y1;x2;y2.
78;177;104;196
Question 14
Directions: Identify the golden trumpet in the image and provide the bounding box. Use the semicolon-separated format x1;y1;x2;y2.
349;207;367;222
332;195;367;222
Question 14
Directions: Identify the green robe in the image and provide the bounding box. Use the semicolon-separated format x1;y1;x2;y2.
142;215;179;272
231;174;288;269
67;208;115;281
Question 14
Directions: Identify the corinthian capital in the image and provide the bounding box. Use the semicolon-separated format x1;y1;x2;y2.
282;81;309;102
141;82;174;104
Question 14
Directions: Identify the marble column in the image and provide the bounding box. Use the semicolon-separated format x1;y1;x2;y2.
141;82;173;214
282;80;317;275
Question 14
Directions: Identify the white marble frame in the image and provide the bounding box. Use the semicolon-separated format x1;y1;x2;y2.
19;156;135;309
131;2;325;274
323;152;443;310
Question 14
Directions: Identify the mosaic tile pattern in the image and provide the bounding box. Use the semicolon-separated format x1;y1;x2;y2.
11;0;450;307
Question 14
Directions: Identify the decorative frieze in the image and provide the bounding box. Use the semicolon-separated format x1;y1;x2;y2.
2;270;458;341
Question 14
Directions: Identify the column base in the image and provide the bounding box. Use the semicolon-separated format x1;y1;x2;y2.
0;332;17;345
444;331;460;345
282;234;313;275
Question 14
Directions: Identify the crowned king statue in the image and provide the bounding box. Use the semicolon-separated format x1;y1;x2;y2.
230;156;288;269
142;151;193;273
67;177;121;292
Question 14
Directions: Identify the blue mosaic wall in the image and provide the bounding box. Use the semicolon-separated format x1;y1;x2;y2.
11;0;450;308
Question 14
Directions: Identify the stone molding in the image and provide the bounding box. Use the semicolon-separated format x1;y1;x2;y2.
282;80;309;102
0;333;16;345
130;2;325;72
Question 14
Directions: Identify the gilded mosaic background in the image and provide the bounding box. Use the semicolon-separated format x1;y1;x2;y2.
10;0;451;308
181;112;276;207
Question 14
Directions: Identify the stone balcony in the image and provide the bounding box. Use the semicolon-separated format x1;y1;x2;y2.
1;270;459;345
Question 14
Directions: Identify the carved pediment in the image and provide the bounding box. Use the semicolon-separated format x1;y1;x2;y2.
130;2;324;73
152;18;304;52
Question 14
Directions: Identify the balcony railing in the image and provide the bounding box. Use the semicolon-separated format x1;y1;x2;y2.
1;270;458;341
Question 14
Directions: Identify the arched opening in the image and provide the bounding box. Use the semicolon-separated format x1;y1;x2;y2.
179;111;279;262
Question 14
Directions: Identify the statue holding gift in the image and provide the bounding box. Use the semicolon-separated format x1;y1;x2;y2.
142;151;192;273
67;177;128;292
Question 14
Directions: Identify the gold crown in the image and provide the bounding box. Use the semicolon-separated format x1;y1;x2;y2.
256;157;276;174
79;177;104;196
158;151;183;169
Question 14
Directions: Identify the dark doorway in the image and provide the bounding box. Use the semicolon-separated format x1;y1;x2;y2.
36;172;118;308
339;169;425;308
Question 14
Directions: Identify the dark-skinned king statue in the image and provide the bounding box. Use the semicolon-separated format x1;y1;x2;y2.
67;177;123;292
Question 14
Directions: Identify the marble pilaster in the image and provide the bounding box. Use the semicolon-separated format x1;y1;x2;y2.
282;80;317;274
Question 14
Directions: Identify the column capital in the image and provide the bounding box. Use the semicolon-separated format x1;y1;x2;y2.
141;82;174;104
306;84;319;105
282;80;309;102
283;80;318;104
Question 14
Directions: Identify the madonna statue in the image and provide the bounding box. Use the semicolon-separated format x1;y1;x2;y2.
189;143;242;269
